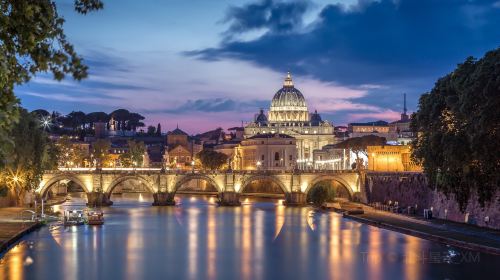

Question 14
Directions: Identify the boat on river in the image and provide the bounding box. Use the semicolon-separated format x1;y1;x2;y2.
63;209;85;226
86;210;104;225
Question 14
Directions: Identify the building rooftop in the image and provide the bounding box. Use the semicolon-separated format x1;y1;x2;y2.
247;133;295;139
349;120;388;126
168;127;188;136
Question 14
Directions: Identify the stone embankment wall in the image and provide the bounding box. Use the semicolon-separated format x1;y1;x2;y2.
365;172;500;230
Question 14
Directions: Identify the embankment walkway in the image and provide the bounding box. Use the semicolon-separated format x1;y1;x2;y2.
0;207;40;255
344;207;500;255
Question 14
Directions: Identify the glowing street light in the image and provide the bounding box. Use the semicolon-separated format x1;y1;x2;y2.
40;115;52;130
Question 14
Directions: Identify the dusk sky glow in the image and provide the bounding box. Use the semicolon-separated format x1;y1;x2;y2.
16;0;500;133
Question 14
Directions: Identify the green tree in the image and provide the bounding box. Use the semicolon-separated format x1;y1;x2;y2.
411;47;500;210
307;182;336;207
1;109;57;204
56;135;87;167
0;0;103;161
119;140;146;167
197;150;228;170
91;139;111;168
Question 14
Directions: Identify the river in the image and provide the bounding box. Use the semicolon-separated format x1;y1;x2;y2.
0;194;498;280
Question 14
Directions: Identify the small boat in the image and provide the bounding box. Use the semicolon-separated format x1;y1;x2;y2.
63;209;85;226
86;210;104;225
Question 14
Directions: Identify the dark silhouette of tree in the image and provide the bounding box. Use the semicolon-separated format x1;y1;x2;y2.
85;112;109;129
411;47;500;210
127;112;145;131
110;109;130;131
156;123;162;136
32;109;50;118
147;126;156;136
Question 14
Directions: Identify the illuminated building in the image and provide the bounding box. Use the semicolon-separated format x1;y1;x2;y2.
244;73;335;169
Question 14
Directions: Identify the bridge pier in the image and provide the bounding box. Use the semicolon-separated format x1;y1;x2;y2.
152;192;175;206
87;192;113;207
284;192;306;206
217;191;241;206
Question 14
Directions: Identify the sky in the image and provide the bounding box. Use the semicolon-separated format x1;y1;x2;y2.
16;0;500;134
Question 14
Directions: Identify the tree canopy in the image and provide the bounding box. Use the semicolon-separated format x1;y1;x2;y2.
119;140;146;167
411;47;500;210
307;181;336;207
0;109;57;204
197;150;228;170
0;0;103;162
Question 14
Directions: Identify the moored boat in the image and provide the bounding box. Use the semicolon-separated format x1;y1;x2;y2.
63;209;85;226
86;210;104;225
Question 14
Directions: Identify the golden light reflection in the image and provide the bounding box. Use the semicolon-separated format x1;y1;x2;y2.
126;209;144;278
3;244;24;280
241;205;252;280
404;235;422;280
61;226;79;280
274;204;285;241
307;210;316;231
254;210;264;279
188;208;200;279
328;213;341;279
366;227;382;279
300;208;308;264
206;205;217;280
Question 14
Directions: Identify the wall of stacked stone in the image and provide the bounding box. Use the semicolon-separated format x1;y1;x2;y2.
365;172;500;230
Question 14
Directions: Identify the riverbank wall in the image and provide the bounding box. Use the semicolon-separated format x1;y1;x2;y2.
365;172;500;229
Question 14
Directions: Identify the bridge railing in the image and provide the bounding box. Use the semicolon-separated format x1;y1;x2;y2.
46;168;358;175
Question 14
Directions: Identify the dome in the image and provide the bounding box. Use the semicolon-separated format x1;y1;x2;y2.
268;72;309;123
310;110;322;126
255;109;268;125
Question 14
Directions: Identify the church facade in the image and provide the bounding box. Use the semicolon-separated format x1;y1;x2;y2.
244;73;336;169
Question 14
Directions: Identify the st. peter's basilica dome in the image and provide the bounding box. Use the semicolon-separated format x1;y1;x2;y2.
268;72;310;123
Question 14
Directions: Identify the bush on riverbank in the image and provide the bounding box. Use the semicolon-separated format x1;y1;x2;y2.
307;182;336;207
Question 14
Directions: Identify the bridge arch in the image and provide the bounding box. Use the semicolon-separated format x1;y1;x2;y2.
39;174;91;197
239;175;288;194
106;175;156;198
304;175;355;200
172;174;223;193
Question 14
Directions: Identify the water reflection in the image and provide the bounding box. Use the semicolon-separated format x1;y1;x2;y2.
0;194;498;280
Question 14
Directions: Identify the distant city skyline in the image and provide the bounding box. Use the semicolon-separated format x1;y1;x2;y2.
15;0;500;133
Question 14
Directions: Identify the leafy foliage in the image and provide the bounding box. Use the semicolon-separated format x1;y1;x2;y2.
197;150;228;170
119;140;146;167
307;182;336;207
55;135;88;167
91;139;111;168
411;47;500;210
0;0;103;161
0;109;57;203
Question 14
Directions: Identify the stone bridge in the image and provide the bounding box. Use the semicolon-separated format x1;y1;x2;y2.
37;168;362;207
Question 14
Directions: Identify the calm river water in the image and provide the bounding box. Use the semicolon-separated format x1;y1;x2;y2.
0;194;498;280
